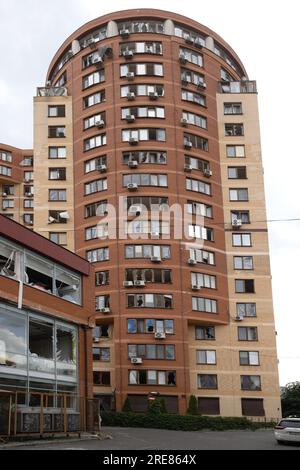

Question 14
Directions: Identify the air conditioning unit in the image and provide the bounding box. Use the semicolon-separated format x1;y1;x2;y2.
126;72;135;80
181;118;188;127
184;164;192;172
120;29;130;38
59;211;70;220
134;280;145;287
154;332;166;340
127;183;138;191
192;284;201;291
28;221;33;225
232;218;242;228
194;39;203;49
97;164;107;173
25;192;33;197
129;137;138;145
95;119;105;128
128;160;138;168
126;114;135;123
123;50;134;59
128;205;142;216
148;91;158;100
198;82;207;90
184;141;192;149
151;232;160;239
92;56;102;64
100;307;110;314
179;53;187;64
203;169;212;177
123;281;134;287
188;258;197;265
185;35;194;44
93;337;100;343
2;193;7;197
127;92;135;101
235;315;243;322
150;256;161;263
131;357;142;364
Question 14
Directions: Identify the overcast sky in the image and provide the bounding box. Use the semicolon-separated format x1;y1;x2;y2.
0;0;299;386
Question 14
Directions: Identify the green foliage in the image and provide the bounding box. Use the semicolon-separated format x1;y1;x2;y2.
187;395;198;415
147;397;168;415
101;411;274;432
122;397;132;413
281;382;300;417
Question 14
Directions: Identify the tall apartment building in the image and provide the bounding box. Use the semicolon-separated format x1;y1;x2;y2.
1;9;281;419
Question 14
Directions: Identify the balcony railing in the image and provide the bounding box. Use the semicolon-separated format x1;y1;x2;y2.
219;80;257;94
36;86;68;97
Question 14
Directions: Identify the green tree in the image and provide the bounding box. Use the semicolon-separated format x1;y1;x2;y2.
187;395;198;415
122;397;132;412
281;382;300;417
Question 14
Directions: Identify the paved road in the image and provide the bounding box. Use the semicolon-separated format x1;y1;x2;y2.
4;427;300;450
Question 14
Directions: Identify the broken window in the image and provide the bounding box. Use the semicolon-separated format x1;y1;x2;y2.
0;306;27;371
56;324;77;379
25;254;54;293
55;267;81;304
29;318;54;376
0;239;22;281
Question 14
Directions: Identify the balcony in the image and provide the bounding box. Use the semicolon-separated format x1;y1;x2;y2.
37;87;68;97
219;80;257;94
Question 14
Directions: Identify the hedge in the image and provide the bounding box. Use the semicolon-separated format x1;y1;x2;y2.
101;411;275;431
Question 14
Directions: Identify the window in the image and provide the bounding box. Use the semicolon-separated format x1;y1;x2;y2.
49;147;66;159
83;90;105;108
179;47;203;67
198;374;218;389
238;327;258;341
198;397;220;415
0;166;12;177
229;188;248;201
125;244;170;260
48;210;68;224
239;351;259;366
122;106;165;119
182;89;206;107
85;223;108;240
95;295;110;310
189;247;215;265
23;214;34;226
54;71;67;87
121;84;164;98
225;123;244;136
122;128;166;142
0;150;12;162
85;200;108;218
195;326;215;340
93;371;111;386
48;105;65;117
232;233;251;247
84;113;106;130
95;271;109;286
120;63;163;77
2;200;14;210
125;220;169;237
235;279;255;293
188;225;214;241
93;347;110;361
187;201;212;218
185;155;210;172
128;344;175;360
126;196;168;211
182;111;207;129
228;167;247;179
49;168;66;180
123;174;167;187
120;42;162;55
128;370;176;386
48;126;66;138
21;156;33;166
181;68;205;86
231;211;250;224
126;269;171;284
123;151;167;165
24;185;34;197
220;67;235;82
186;177;211;196
49;189;66;201
84;134;106;151
83;70;105;89
86;247;109;263
197;350;216;364
234;256;253;270
24;171;33;182
184;133;208;151
85;155;107;173
93;324;110;340
118;21;164;34
49;232;67;246
85;178;107;195
192;297;217;313
236;303;256;318
2;185;14;196
127;294;173;309
191;272;216;289
226;145;245;158
224;103;242;115
24;199;34;209
127;319;174;335
241;375;261;391
241;398;265;417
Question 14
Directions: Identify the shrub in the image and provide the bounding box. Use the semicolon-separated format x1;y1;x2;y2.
121;397;132;413
187;395;198;415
